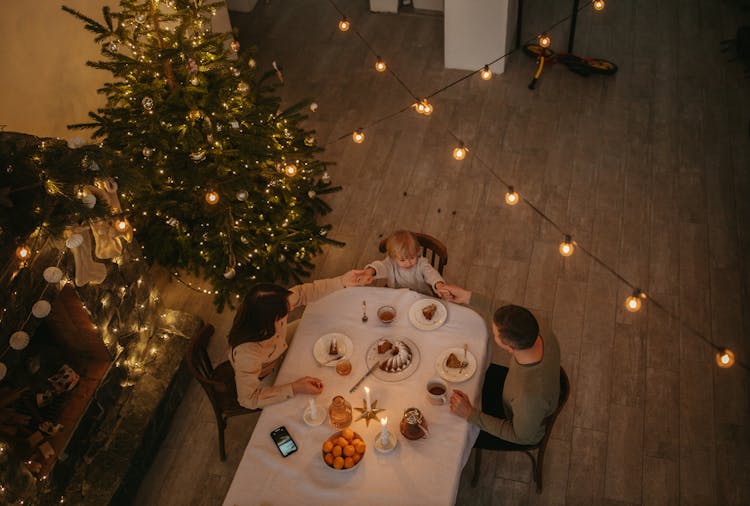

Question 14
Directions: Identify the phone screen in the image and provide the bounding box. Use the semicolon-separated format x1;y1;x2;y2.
270;426;298;457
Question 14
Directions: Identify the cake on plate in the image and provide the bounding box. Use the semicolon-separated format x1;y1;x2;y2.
377;339;413;373
445;352;463;369
421;303;437;321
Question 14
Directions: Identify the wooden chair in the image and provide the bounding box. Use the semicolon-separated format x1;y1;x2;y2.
471;367;570;492
185;324;260;461
378;231;448;275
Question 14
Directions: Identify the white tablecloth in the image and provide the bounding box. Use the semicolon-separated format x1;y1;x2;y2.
223;287;490;506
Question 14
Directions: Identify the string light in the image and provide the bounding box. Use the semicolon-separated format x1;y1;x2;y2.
284;163;298;176
338;17;350;32
593;0;605;11
538;33;551;48
504;186;519;205
16;245;31;260
452;142;467;160
625;289;646;312
715;348;735;368
204;190;220;205
375;57;386;72
115;218;130;231
352;129;365;143
480;65;492;81
559;235;574;256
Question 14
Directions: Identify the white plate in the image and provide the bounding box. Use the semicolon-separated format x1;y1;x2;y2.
313;333;353;366
435;347;477;383
365;337;421;382
408;299;447;330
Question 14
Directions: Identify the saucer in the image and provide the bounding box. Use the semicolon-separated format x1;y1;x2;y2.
303;405;327;426
374;432;397;453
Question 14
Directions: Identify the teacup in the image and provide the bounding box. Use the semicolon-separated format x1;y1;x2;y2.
377;305;396;324
426;378;448;405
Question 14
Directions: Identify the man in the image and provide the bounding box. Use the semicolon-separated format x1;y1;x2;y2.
440;285;560;447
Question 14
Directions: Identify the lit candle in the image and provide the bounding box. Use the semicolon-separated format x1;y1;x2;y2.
308;398;316;420
380;416;388;445
364;386;372;412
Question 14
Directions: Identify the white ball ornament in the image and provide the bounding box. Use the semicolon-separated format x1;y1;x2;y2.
66;234;84;249
224;267;236;279
32;300;52;318
43;266;63;283
308;190;316;198
82;193;96;208
309;102;318;112
321;172;331;184
10;331;30;350
236;190;248;201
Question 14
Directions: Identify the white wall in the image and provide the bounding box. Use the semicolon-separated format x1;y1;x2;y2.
0;1;232;142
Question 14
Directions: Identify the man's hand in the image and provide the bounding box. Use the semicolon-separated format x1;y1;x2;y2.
438;284;472;304
449;389;473;419
342;269;374;287
291;376;324;395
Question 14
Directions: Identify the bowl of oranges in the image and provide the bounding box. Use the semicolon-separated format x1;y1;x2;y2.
321;427;366;470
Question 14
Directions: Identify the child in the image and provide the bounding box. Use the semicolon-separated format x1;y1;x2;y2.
362;230;447;297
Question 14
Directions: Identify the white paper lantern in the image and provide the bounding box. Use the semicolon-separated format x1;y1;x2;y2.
32;300;52;318
10;331;30;350
43;266;63;283
66;233;84;249
82;193;97;208
0;362;6;381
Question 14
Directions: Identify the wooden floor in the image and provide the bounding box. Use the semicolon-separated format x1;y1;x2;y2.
135;1;750;504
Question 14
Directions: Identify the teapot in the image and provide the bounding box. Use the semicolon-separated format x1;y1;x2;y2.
400;407;428;440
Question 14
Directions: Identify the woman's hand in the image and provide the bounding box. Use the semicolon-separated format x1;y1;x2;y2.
342;269;374;287
449;389;473;419
291;376;324;395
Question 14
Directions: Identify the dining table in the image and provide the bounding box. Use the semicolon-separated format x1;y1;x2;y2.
223;286;491;506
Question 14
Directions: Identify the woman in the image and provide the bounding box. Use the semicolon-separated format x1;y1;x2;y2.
228;270;371;409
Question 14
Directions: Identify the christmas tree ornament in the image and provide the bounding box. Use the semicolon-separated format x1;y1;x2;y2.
230;40;240;52
230;120;239;129
141;97;154;111
240;235;249;244
237;81;249;93
190;76;199;85
304;135;315;146
143;146;153;158
10;331;30;350
32;300;52;318
190;149;206;162
66;226;107;286
82;192;97;208
230;66;240;77
272;61;284;83
310;102;318;112
223;267;236;279
65;233;84;249
167;217;179;227
278;254;285;262
247;58;256;68
236;190;248;201
320;228;328;236
135;13;146;23
308;190;316;198
93;178;122;211
90;219;124;259
188;109;202;120
321;171;331;183
43;266;63;283
188;58;198;74
108;41;118;52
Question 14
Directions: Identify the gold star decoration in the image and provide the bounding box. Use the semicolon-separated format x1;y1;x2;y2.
354;399;385;426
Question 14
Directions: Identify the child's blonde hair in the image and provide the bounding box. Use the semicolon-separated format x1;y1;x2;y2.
385;230;420;260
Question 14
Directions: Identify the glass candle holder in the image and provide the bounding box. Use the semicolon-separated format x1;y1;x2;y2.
328;395;352;429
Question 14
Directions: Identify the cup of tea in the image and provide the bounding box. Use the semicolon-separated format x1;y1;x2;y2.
335;359;352;376
377;305;396;324
426;378;448;405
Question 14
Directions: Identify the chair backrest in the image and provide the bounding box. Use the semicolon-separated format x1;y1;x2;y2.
378;231;449;275
186;323;231;398
534;367;570;448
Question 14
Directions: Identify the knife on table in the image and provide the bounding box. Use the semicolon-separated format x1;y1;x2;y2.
349;361;381;393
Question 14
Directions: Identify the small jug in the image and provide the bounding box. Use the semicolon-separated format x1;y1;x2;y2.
328;395;352;429
400;407;428;440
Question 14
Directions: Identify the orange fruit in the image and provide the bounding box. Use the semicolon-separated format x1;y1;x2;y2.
336;437;349;448
351;438;363;447
341;428;355;441
344;457;354;469
324;453;334;466
355;441;366;454
322;440;333;453
343;445;355;457
352;453;361;464
333;456;344;469
332;445;342;457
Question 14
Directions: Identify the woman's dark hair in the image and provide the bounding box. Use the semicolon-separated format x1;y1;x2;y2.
493;305;539;350
228;283;292;349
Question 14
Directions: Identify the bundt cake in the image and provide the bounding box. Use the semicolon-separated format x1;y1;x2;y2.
377;339;413;373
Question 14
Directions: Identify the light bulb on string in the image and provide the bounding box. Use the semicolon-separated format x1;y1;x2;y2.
559;235;574;256
284;163;298;176
423;100;433;115
115;218;130;232
593;0;605;11
375;57;386;72
338;17;350;32
715;348;735;368
16;245;31;260
504;186;519;206
352;129;365;144
625;289;646;312
538;33;551;48
205;190;220;205
452;142;468;160
480;65;492;80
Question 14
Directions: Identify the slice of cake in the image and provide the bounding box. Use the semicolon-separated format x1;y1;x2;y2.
422;303;437;321
445;353;463;369
377;339;393;354
329;337;338;355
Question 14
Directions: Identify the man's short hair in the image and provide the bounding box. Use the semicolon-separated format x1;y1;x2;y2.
493;305;539;350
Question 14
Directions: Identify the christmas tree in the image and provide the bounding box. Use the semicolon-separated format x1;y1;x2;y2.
64;0;341;310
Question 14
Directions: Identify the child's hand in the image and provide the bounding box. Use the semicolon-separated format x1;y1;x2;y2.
342;269;374;287
438;284;472;304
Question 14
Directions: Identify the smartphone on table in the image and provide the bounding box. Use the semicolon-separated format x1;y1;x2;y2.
270;425;298;457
